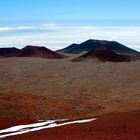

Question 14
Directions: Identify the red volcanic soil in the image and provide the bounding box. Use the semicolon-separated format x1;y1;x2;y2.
0;47;19;57
73;47;131;62
4;111;140;140
0;119;34;130
16;45;65;59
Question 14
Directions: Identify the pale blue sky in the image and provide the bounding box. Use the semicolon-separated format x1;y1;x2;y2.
0;0;140;21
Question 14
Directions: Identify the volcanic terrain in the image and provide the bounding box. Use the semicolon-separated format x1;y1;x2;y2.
58;39;140;57
0;47;20;57
16;45;65;59
0;40;140;139
72;47;131;62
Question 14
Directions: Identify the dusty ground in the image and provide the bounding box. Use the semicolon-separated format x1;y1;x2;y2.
0;56;140;121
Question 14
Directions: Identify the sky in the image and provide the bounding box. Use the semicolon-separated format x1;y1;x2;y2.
0;0;140;51
0;0;140;21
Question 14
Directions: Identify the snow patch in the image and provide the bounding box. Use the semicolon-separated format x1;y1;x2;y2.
0;118;96;139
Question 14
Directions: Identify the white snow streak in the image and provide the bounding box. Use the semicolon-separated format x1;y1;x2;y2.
0;118;96;139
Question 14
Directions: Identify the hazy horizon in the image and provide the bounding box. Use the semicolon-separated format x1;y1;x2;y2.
0;20;140;51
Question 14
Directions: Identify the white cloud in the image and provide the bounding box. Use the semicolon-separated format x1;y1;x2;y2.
0;24;60;32
0;26;37;32
0;24;140;51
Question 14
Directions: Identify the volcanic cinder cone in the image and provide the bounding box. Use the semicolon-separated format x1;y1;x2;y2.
0;47;20;57
16;45;65;59
59;39;140;57
72;47;131;62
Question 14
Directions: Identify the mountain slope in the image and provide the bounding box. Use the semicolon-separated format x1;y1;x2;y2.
16;45;65;59
0;47;20;57
72;47;131;62
59;39;140;57
57;43;78;53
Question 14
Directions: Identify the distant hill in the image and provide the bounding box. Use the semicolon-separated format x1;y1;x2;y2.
72;47;131;62
57;43;78;53
16;45;65;59
0;47;20;57
58;39;140;57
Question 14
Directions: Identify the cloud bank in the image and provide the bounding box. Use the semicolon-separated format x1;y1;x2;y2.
0;24;140;51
